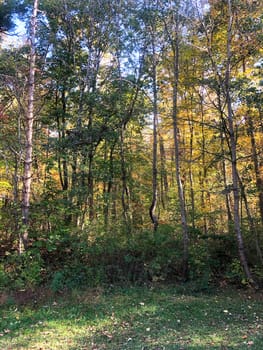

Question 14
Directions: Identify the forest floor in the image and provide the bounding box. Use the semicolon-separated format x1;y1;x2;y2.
0;284;263;350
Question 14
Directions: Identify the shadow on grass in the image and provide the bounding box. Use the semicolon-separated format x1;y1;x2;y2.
0;286;263;350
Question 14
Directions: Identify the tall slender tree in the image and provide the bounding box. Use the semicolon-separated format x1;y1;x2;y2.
163;1;189;279
225;0;255;285
20;0;38;252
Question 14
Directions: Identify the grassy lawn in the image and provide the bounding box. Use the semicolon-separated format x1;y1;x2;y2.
0;285;262;350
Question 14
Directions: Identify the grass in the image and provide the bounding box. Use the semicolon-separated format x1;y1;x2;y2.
0;284;263;349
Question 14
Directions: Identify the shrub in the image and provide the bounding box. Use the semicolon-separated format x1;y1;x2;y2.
0;250;44;290
0;263;10;290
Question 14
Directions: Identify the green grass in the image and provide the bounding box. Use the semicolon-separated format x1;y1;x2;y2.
0;285;262;349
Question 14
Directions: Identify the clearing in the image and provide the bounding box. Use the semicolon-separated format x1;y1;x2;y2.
0;285;262;349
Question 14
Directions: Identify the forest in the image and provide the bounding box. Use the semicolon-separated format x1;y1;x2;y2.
0;0;262;291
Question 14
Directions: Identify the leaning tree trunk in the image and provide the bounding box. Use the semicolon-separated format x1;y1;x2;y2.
225;0;256;286
20;0;38;253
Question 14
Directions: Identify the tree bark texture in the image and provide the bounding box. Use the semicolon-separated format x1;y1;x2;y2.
149;47;159;232
21;0;38;252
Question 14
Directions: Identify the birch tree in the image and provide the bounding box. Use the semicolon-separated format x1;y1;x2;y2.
20;0;38;252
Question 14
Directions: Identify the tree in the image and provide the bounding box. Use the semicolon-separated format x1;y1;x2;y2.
224;0;254;284
196;0;261;285
20;0;39;252
163;0;190;280
140;0;161;232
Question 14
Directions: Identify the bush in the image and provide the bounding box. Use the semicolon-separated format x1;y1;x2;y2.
2;223;259;291
50;271;65;292
0;263;10;290
1;251;44;290
225;258;247;285
44;227;184;289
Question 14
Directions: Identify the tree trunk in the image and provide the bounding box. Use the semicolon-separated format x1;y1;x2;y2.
220;125;233;230
225;0;256;286
120;123;131;233
238;176;263;266
87;151;95;222
187;100;195;229
247;112;263;226
57;88;69;192
20;0;38;253
171;12;189;281
103;142;116;230
199;92;208;235
159;134;168;210
149;44;159;232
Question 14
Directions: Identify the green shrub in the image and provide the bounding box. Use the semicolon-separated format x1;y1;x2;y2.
225;258;247;285
50;271;65;292
0;263;10;290
1;251;44;290
3;223;258;291
189;240;211;287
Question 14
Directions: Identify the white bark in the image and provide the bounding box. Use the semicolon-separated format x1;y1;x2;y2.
20;0;38;252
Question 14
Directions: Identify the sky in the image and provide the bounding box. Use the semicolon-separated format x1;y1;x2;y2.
2;17;26;48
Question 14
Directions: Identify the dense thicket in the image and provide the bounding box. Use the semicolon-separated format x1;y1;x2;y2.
0;0;262;290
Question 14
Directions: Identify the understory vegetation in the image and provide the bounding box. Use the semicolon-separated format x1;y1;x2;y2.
0;224;262;292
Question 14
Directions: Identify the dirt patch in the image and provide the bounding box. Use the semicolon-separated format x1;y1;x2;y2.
0;292;8;305
4;287;55;306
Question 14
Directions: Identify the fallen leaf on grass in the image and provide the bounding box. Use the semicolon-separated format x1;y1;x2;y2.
121;321;130;328
92;343;106;349
101;330;113;339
